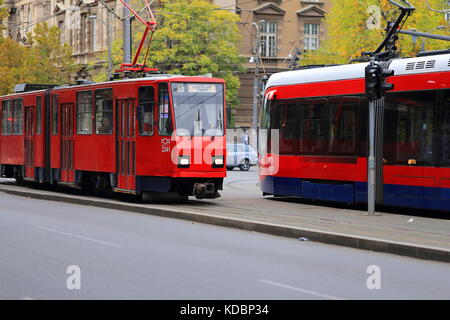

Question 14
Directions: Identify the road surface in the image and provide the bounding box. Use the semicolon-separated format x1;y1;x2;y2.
0;186;449;300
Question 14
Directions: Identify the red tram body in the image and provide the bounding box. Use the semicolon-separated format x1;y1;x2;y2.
0;76;227;199
259;52;450;211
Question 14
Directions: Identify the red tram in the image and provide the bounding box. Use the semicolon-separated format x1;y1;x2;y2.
259;51;450;211
0;76;226;200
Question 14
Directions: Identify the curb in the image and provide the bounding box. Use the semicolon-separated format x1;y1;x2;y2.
1;186;449;263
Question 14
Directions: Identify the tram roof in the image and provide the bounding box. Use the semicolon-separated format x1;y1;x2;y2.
0;74;225;99
266;53;450;89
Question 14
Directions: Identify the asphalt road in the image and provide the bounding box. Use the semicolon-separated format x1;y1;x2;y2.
0;188;449;300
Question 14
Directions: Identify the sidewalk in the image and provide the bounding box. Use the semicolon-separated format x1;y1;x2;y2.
0;178;449;263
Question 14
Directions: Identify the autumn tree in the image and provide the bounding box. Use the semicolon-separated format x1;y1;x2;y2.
0;0;8;32
92;0;244;109
22;23;76;84
301;0;449;65
0;38;27;95
0;1;28;94
0;22;76;95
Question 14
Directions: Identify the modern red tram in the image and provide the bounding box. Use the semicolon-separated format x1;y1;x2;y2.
259;51;450;211
0;76;227;200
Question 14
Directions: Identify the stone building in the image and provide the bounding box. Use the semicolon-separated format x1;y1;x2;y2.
2;0;124;79
234;0;330;128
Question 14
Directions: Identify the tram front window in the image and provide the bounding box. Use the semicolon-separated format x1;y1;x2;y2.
172;83;224;136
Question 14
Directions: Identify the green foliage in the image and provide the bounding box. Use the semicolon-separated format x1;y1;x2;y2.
0;0;8;28
301;0;449;65
91;0;244;109
0;22;76;95
0;38;27;94
24;23;77;84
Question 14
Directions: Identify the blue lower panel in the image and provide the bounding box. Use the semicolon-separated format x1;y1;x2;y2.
261;177;450;211
301;181;354;203
138;176;171;193
261;176;301;196
261;176;354;202
384;184;450;211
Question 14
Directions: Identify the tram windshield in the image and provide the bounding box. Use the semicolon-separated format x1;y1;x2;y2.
171;83;224;136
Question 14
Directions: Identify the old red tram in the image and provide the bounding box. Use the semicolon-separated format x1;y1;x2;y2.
0;76;226;200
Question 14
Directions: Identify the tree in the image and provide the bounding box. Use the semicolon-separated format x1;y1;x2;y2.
0;38;27;94
91;0;244;109
301;0;449;65
23;23;76;84
0;0;8;31
0;22;76;95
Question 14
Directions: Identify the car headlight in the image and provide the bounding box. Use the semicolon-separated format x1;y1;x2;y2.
178;156;190;168
212;156;224;168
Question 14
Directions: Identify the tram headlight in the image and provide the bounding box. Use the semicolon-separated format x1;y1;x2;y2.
212;156;224;168
178;156;190;168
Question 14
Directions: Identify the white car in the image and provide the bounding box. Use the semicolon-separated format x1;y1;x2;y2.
226;144;258;171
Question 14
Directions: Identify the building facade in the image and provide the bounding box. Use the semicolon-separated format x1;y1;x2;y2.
234;0;330;128
1;0;330;128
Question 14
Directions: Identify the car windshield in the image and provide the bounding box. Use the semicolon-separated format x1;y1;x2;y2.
172;83;224;136
227;144;254;153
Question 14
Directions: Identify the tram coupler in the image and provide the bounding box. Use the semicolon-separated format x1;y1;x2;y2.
193;182;220;199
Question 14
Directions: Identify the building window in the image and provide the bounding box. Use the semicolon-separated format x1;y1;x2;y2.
95;89;112;135
304;23;320;51
58;21;65;44
259;21;277;57
91;18;96;52
77;91;93;134
80;13;87;52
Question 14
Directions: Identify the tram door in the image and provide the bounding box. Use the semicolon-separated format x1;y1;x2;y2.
116;99;136;191
61;103;75;183
24;106;35;179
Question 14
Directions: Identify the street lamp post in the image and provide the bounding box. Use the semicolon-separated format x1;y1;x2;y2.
89;12;113;81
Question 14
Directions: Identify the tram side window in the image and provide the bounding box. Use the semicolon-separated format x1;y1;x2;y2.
328;100;357;155
12;99;23;135
36;96;42;135
138;86;154;136
158;84;172;136
52;95;58;135
440;91;450;167
384;91;436;166
299;101;328;154
77;91;93;135
278;103;300;155
95;89;113;135
1;100;12;135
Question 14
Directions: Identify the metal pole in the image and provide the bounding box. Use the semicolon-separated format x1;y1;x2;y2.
368;99;376;215
252;23;259;133
252;68;259;131
106;11;112;80
123;0;131;64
